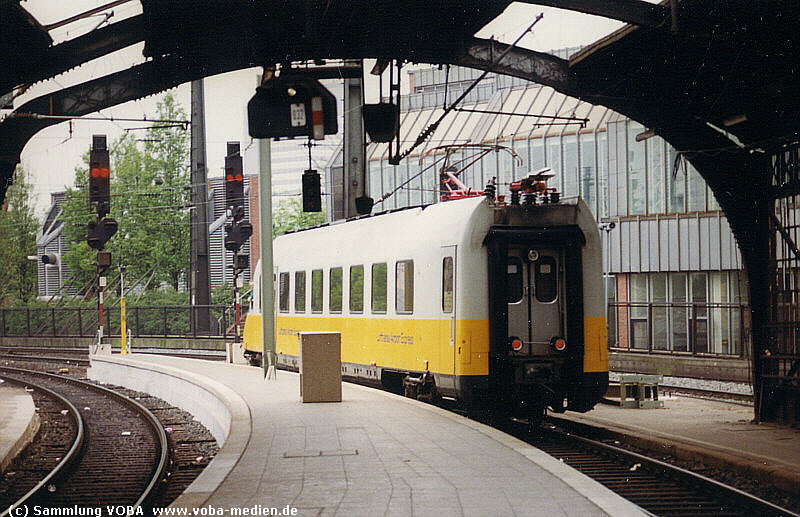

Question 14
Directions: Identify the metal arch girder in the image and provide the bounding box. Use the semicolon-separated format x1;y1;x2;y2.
514;0;668;27
456;38;573;93
1;15;145;98
0;57;194;204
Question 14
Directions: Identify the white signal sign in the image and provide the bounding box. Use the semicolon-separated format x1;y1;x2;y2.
290;103;306;127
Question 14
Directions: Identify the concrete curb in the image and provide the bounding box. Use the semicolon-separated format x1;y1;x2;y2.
87;355;252;508
0;384;40;474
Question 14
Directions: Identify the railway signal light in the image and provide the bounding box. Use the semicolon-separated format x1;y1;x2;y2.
96;251;112;268
302;169;321;212
362;103;398;143
40;253;59;265
235;253;249;271
225;142;246;218
87;217;118;250
225;220;253;252
89;135;111;217
248;75;338;140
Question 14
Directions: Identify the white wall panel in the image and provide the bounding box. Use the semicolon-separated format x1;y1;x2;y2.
647;219;660;271
610;213;742;275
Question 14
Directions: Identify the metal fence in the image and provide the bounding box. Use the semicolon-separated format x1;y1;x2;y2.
0;305;237;339
609;301;749;357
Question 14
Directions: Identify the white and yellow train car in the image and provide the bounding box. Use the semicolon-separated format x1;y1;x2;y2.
244;194;608;416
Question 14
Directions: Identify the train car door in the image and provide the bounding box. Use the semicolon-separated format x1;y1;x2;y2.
441;246;457;386
507;247;564;354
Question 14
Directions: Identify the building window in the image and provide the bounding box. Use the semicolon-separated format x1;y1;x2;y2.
629;274;648;349
607;274;618;347
562;135;578;197
650;273;668;350
618;272;745;356
498;143;514;187
371;263;387;313
597;131;608;219
442;256;454;313
670;273;689;351
687;164;706;212
627;121;647;215
311;269;323;313
294;271;306;313
349;265;364;313
531;138;545;171
690;272;709;352
546;137;562;179
329;267;343;313
396;260;414;314
647;138;666;214
515;139;531;177
580;134;597;216
279;272;290;313
667;147;686;213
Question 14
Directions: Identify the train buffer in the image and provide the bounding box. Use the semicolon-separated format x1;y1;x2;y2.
618;374;664;409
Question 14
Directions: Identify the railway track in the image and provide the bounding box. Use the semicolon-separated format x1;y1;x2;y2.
504;417;800;517
0;367;169;514
0;348;225;365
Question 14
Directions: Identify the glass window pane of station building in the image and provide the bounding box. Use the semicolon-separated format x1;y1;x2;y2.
357;62;749;357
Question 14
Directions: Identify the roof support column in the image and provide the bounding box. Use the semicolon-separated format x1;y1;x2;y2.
342;61;366;220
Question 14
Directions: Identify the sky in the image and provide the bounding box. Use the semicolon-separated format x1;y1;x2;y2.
11;1;624;215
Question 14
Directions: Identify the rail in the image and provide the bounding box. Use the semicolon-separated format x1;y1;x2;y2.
0;304;238;340
609;301;749;357
0;367;170;511
0;377;85;517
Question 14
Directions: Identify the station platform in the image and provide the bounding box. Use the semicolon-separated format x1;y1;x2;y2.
557;393;800;497
88;355;647;516
0;380;40;473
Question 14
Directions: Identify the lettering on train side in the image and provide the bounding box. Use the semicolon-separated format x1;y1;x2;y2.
278;328;302;336
377;332;415;344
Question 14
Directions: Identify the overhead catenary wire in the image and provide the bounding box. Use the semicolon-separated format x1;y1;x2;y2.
393;13;545;163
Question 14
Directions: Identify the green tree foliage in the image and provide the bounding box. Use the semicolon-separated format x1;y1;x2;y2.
272;197;326;237
59;92;191;295
60;157;99;292
0;166;39;304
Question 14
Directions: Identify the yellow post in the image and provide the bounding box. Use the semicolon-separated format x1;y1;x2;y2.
120;266;127;355
120;296;127;354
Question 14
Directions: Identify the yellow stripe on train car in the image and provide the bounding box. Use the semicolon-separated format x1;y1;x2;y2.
583;316;608;373
244;313;490;376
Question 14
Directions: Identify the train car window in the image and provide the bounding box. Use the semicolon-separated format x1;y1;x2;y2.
329;267;343;313
442;257;454;313
294;271;306;312
279;272;290;312
506;257;523;303
535;257;557;303
311;269;323;313
349;265;364;313
372;263;387;313
396;260;414;314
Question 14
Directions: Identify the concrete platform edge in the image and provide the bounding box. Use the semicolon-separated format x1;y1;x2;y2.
87;355;252;508
344;382;651;517
0;386;40;474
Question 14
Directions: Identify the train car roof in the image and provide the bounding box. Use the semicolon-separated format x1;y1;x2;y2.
274;196;493;266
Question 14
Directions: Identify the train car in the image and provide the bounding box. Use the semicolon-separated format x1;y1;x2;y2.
243;180;608;418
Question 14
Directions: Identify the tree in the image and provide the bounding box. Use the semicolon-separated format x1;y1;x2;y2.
59;92;191;294
60;157;100;292
272;197;326;237
0;166;39;304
